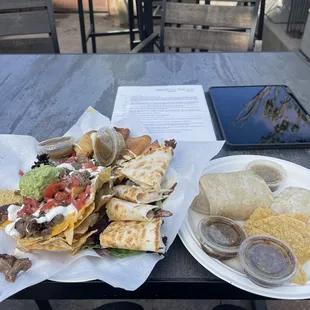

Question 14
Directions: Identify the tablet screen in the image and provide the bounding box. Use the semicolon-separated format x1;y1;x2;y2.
209;86;310;145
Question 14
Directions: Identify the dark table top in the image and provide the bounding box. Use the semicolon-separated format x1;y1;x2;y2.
1;52;310;300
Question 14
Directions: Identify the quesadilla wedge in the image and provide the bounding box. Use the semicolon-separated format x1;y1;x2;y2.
99;219;165;253
113;185;170;204
106;198;172;221
121;143;175;191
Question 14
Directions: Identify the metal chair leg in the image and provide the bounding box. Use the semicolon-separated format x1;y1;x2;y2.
88;0;97;53
35;300;53;310
251;300;267;310
78;0;87;53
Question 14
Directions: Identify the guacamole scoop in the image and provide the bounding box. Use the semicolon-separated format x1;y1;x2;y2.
19;165;64;200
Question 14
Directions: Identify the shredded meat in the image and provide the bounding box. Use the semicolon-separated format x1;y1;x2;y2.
0;254;32;282
76;155;90;164
154;210;173;218
164;139;177;149
0;205;9;225
162;236;168;246
15;214;65;238
70;170;91;185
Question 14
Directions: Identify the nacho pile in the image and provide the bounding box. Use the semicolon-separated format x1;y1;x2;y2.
245;206;310;284
0;127;176;257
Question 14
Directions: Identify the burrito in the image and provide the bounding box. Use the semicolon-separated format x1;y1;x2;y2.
113;185;170;204
191;171;274;220
99;219;165;253
270;187;310;216
106;198;172;221
121;144;174;191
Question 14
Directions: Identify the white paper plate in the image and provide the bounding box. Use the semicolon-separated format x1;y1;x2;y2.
179;155;310;300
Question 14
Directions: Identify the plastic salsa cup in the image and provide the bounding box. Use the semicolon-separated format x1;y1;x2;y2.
239;235;298;288
197;216;247;260
93;126;125;166
37;136;75;159
246;159;287;192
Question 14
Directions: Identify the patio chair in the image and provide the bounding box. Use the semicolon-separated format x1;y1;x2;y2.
0;0;59;53
131;0;261;53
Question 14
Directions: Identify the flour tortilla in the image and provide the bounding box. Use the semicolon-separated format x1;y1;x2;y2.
106;198;160;221
270;187;310;216
113;185;169;204
121;145;173;191
99;219;165;253
191;171;274;220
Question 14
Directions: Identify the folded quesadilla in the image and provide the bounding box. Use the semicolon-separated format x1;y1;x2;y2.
121;144;174;191
191;171;274;220
106;198;172;221
99;219;165;253
113;185;170;204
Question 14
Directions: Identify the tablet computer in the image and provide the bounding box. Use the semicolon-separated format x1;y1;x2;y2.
206;85;310;150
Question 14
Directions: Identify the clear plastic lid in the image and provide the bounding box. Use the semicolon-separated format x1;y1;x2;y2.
239;235;298;288
246;159;287;192
37;136;75;159
93;126;125;166
197;216;247;260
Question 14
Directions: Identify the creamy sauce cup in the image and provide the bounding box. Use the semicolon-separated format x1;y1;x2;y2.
37;136;75;159
93;127;125;166
246;159;287;192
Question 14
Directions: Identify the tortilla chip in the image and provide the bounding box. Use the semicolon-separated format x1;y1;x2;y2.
0;189;22;206
74;203;95;229
292;263;308;285
51;221;69;237
81;167;111;215
0;220;11;229
74;213;99;235
94;183;114;212
284;214;309;223
71;185;86;201
63;168;110;244
64;219;75;245
141;140;160;156
17;236;72;251
124;135;151;158
245;209;310;265
71;230;97;255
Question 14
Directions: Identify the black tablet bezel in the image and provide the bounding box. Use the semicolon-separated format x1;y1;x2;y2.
206;85;310;150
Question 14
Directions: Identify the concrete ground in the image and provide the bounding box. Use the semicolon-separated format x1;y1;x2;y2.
55;12;134;53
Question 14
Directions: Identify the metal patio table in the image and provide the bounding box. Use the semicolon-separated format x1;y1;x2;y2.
0;52;310;307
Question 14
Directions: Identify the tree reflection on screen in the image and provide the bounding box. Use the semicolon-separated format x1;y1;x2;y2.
232;86;310;143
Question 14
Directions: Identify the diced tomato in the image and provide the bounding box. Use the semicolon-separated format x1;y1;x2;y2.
73;185;92;211
73;199;84;211
67;177;81;187
85;185;92;195
82;162;96;169
65;156;77;164
41;200;58;211
18;169;24;176
23;198;40;208
18;198;40;216
44;182;66;200
54;191;70;202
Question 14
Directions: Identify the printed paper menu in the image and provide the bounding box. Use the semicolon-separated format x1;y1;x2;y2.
112;85;216;141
